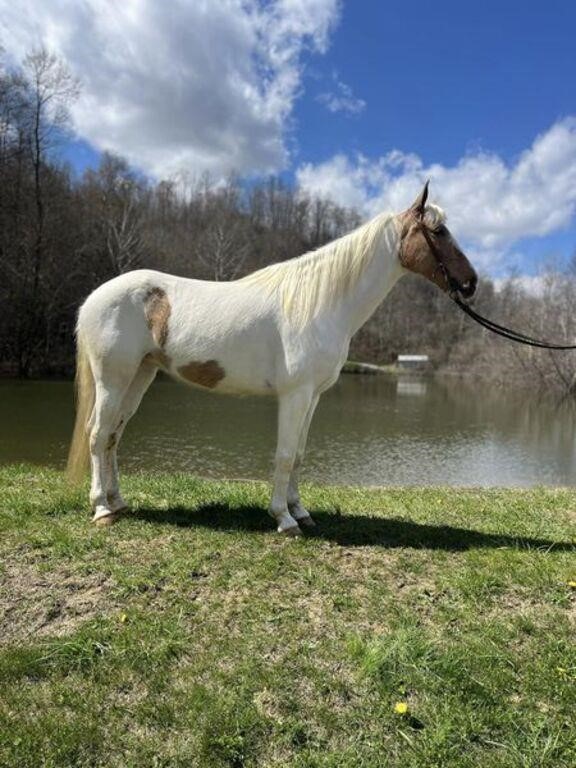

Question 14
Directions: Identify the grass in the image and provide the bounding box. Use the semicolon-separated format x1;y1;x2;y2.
0;464;575;767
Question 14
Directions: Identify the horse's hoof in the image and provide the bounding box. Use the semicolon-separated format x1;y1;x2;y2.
93;512;118;527
110;505;130;515
280;525;302;537
298;516;316;528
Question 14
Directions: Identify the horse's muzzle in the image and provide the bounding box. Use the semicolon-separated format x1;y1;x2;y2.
459;276;477;299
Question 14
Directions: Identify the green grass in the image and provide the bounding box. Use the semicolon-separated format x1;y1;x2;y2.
0;464;575;767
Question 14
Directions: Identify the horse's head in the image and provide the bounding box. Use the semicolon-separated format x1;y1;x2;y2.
398;182;477;299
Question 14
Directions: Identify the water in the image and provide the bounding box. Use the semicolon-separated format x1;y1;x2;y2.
1;375;576;487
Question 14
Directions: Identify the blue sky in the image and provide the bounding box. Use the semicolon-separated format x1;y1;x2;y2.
292;0;576;278
297;1;574;165
2;0;575;280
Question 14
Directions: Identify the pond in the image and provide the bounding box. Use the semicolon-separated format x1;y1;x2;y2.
1;374;576;487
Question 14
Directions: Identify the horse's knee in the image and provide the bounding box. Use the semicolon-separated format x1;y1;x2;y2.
89;428;113;455
274;453;295;476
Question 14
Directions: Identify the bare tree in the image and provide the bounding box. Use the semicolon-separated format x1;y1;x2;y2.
22;48;79;296
82;153;148;275
196;216;251;281
0;49;79;375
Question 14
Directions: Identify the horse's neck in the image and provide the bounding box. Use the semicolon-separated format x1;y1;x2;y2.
331;215;404;335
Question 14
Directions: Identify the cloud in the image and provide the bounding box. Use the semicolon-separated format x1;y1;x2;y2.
0;0;340;178
493;275;548;297
296;118;576;269
317;73;365;115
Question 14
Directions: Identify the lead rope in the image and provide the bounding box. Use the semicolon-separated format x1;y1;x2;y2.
415;215;576;351
450;292;576;350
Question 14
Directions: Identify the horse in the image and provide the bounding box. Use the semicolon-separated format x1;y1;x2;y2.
66;182;477;535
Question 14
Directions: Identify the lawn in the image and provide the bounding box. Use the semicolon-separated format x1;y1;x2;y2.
0;465;575;767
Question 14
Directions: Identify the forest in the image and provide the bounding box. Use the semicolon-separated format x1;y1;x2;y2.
2;50;575;394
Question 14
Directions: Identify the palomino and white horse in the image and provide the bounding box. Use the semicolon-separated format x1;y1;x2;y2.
67;182;477;535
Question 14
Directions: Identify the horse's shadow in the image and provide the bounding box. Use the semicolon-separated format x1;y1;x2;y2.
130;503;575;552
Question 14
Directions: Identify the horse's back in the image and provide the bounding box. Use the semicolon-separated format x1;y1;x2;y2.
76;269;284;391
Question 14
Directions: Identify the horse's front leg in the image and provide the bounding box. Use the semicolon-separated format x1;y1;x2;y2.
287;393;319;528
270;386;314;536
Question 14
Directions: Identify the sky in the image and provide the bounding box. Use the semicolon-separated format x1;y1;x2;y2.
1;0;575;279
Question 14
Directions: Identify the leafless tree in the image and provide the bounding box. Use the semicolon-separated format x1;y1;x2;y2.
196;217;251;281
22;48;79;296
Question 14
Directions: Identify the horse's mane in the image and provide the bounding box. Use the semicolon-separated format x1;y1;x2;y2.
237;211;398;327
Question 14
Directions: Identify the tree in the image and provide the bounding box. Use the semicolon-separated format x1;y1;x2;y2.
83;153;148;275
196;216;251;281
0;49;80;375
22;48;79;298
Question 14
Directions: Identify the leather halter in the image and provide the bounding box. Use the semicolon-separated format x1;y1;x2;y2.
411;212;461;295
412;212;576;350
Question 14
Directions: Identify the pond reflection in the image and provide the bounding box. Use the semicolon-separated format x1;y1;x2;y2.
1;374;576;487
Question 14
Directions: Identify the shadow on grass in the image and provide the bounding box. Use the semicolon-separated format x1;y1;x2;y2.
130;504;575;551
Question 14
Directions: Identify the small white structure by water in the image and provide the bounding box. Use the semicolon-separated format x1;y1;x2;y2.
397;354;429;370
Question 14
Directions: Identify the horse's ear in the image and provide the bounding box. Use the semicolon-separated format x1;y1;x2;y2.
410;180;429;218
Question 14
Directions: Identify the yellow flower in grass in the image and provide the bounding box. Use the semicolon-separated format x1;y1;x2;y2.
394;702;409;715
567;580;576;589
556;667;567;677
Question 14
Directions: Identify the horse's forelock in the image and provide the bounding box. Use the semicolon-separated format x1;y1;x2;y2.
423;204;446;230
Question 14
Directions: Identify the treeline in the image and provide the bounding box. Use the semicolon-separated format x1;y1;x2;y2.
1;50;576;393
0;49;362;376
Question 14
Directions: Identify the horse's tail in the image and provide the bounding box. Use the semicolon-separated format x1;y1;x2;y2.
66;332;94;485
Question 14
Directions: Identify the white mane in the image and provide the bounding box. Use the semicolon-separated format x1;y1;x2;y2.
238;211;397;327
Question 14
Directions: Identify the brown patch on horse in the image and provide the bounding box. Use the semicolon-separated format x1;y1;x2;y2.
144;287;171;348
178;360;225;389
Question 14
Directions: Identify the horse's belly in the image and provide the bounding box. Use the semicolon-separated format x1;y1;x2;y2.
170;337;277;395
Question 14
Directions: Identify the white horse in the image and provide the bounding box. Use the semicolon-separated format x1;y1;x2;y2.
67;182;477;534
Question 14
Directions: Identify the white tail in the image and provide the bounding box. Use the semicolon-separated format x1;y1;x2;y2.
66;334;94;484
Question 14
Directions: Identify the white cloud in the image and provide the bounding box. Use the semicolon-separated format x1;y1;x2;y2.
0;0;340;178
317;73;365;115
493;275;548;297
296;118;576;269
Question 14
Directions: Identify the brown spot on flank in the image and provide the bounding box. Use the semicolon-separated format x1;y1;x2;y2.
178;360;225;389
144;287;171;348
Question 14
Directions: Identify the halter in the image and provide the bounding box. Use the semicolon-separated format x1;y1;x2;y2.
412;213;576;351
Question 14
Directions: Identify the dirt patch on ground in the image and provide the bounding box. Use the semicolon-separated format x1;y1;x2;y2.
0;562;115;645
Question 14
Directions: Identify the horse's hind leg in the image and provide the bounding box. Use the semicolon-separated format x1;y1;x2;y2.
89;364;137;525
106;360;158;513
